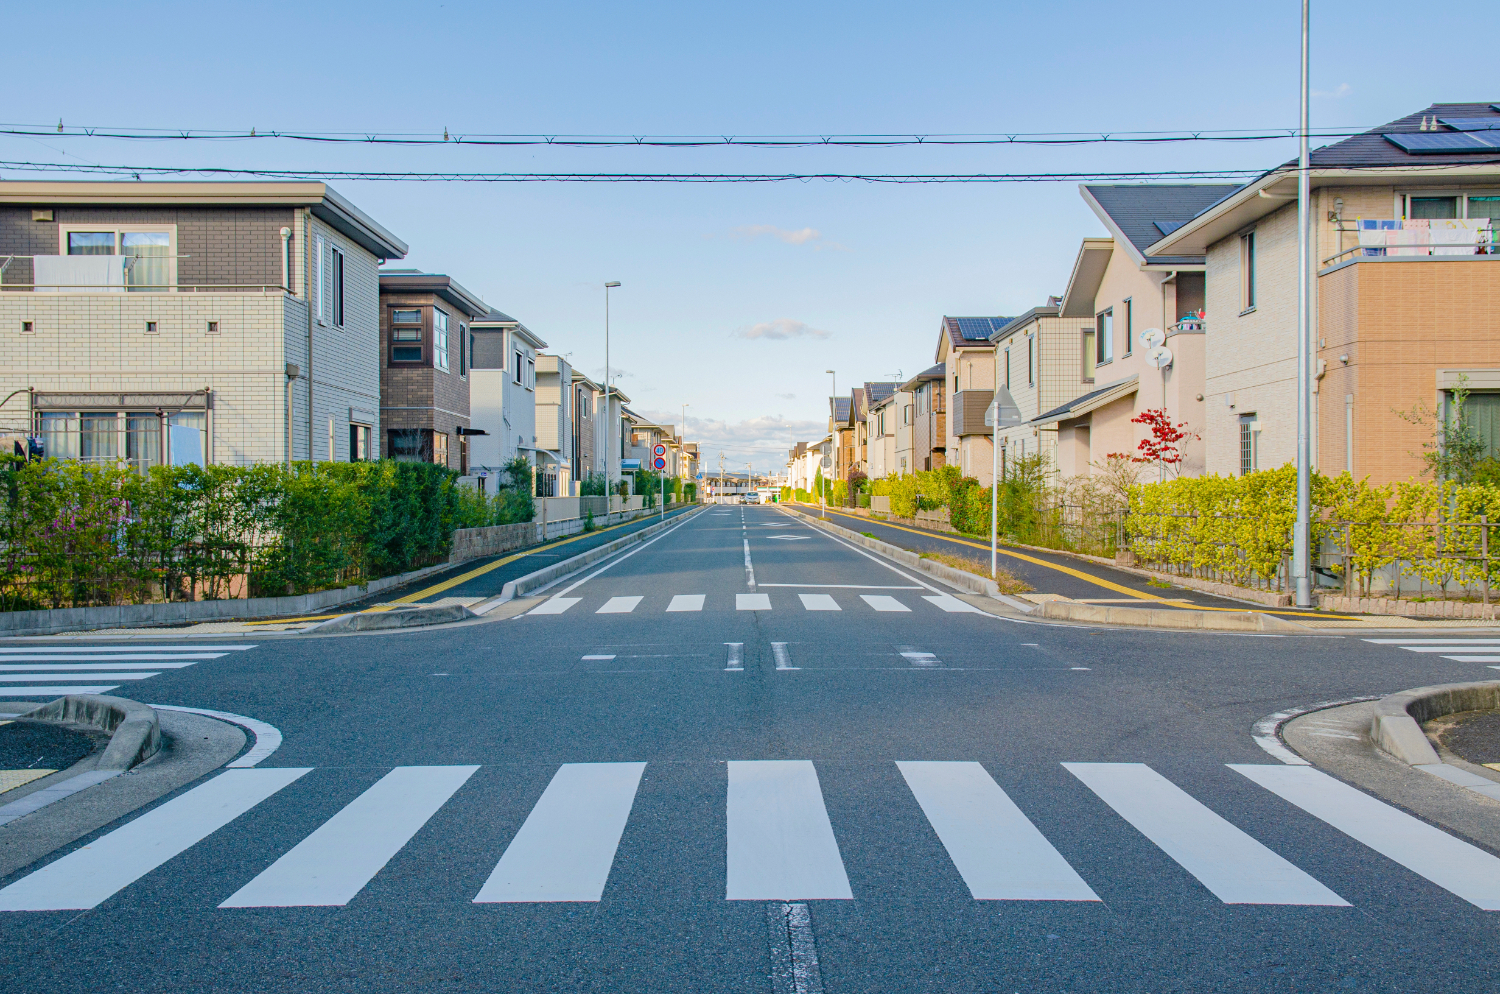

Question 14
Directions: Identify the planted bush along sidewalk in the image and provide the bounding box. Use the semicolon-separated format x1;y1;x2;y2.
0;456;536;611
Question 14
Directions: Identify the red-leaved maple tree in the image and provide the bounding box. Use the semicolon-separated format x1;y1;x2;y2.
1129;408;1196;470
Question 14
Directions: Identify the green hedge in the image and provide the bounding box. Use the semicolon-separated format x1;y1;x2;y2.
0;457;534;610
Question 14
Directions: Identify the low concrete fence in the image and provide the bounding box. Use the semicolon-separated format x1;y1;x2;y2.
1320;594;1500;621
450;504;668;562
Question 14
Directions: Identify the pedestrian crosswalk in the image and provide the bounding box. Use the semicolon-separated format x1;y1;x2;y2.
5;758;1499;913
1363;637;1500;668
0;644;258;698
527;592;980;617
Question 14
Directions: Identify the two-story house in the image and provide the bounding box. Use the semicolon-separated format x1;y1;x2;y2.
987;305;1072;475
467;309;544;487
896;364;946;473
937;317;1012;485
0;180;406;467
1145;101;1500;482
866;389;899;479
377;271;488;471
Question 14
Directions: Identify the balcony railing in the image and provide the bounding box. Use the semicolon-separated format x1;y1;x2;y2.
1;283;288;293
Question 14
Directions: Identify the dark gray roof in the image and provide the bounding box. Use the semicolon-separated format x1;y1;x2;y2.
989;306;1060;341
900;364;945;392
831;397;852;422
377;272;489;317
1083;184;1241;265
942;316;1013;350
1308;101;1500;169
474;308;518;324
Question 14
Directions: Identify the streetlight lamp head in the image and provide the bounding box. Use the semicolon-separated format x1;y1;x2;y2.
605;281;621;288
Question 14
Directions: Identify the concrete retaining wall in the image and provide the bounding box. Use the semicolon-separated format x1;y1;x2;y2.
450;505;675;562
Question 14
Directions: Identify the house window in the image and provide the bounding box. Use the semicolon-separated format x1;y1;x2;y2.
62;226;175;291
1081;327;1096;381
389;428;427;461
1004;347;1011;389
1027;336;1034;386
1469;197;1500;220
433;430;449;467
1408;196;1458;219
391;308;422;362
514;350;523;383
1096;308;1113;364
433;308;450;372
526;356;535;389
1239;415;1258;476
349;424;370;461
1124;298;1133;353
206;321;220;335
1241;233;1257;311
330;247;345;328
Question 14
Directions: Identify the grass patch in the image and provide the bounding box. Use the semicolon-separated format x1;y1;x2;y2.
919;551;1032;594
1146;578;1175;589
861;532;877;539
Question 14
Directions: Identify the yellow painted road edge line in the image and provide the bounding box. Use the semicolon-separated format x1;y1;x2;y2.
369;508;691;610
815;508;1358;621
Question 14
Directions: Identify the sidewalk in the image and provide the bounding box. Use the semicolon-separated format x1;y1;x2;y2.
46;505;700;638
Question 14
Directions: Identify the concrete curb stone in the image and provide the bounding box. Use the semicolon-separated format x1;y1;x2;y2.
19;694;161;771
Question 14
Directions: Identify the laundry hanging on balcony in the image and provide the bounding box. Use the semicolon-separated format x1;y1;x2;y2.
1355;218;1494;257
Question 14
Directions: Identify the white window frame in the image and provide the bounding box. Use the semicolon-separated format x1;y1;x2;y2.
433;307;450;373
58;223;178;290
330;246;345;328
314;235;325;324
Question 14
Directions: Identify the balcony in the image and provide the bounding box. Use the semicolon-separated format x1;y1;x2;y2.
1323;220;1499;269
951;389;994;436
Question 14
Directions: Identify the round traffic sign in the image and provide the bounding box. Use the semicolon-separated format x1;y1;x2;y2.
653;457;667;469
653;443;667;457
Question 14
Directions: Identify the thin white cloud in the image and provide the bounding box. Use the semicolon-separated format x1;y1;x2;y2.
735;224;822;246
639;411;826;467
776;392;797;400
735;318;830;341
1313;83;1351;98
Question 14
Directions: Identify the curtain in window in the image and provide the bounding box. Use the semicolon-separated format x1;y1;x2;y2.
126;413;160;473
122;232;171;291
80;413;120;463
40;413;78;460
67;232;114;255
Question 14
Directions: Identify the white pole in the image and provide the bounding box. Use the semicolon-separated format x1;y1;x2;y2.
990;393;1000;579
1293;0;1313;608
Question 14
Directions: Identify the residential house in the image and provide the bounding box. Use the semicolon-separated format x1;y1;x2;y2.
533;354;575;497
1145;101;1500;482
986;305;1073;474
624;408;674;481
896;364;945;474
0;180;406;467
866;389;899;479
571;370;604;488
1036;185;1235;477
468;308;544;487
937;317;1012;485
829;395;854;482
378;271;488;471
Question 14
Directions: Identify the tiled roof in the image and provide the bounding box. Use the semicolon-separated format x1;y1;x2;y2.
942;316;1013;350
900;363;945;392
1307;102;1500;169
863;381;899;404
831;397;852;421
1082;185;1241;265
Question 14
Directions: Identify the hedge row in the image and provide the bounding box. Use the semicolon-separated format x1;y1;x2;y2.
0;457;535;610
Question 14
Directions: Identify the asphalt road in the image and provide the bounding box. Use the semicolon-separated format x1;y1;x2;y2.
2;503;1500;993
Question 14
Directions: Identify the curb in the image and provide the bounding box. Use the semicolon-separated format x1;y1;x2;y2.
19;694;161;771
301;602;477;634
1370;681;1500;777
477;507;704;610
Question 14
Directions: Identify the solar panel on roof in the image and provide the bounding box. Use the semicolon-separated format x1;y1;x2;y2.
1438;118;1500;132
1384;132;1500;154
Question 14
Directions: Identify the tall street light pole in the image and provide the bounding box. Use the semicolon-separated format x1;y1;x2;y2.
681;402;689;484
604;281;621;496
1293;1;1313;608
826;369;836;498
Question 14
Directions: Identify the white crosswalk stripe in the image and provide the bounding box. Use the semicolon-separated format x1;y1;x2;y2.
597;596;643;614
518;592;979;616
529;597;581;615
221;766;478;908
899;761;1098;901
1362;638;1500;664
861;594;910;612
666;595;705;612
0;643;257;697
1064;763;1347;905
8;760;1486;913
737;593;772;611
475;763;646;902
798;594;841;611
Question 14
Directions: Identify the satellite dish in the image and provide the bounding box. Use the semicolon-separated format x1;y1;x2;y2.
1146;345;1174;369
1140;328;1166;350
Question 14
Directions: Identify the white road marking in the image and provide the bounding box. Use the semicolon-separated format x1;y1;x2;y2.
597;596;643;614
1363;638;1500;644
923;595;983;614
900;651;940;667
220;765;479;907
529;597;582;615
474;762;646;903
798;594;841;611
0;672;159;681
1442;656;1500;662
1231;763;1500;910
667;595;706;612
725;643;744;671
738;593;772;611
765;536;811;542
898;761;1099;902
0;645;256;653
860;595;910;613
759;584;921;589
0;662;198;671
772;643;797;670
1388;646;1500;654
0;768;311;911
726;760;853;901
0;654;223;662
151;705;284;768
1064;762;1347;905
581;654;617;661
0;685;119;696
744;539;757;589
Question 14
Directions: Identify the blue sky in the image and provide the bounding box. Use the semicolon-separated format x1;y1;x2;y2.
5;0;1491;470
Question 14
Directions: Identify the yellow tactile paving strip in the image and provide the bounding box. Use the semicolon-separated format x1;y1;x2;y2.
0;769;55;794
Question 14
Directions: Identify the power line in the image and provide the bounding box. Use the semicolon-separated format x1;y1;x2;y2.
0;122;1379;149
0;160;1266;183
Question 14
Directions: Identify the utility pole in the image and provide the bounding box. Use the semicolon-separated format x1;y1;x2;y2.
603;281;621;494
1293;0;1313;608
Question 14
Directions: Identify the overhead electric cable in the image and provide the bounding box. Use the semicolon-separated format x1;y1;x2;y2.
0;122;1381;149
